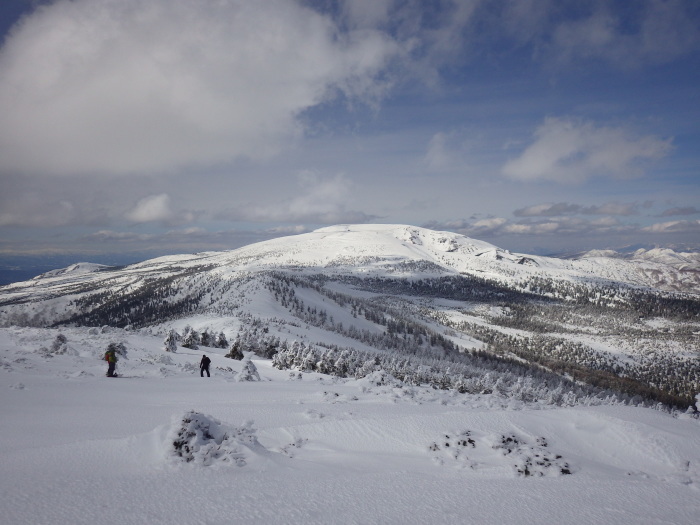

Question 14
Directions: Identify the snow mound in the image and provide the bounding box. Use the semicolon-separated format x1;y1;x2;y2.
166;411;261;467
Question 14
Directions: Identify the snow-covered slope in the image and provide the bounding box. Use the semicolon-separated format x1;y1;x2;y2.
0;326;698;525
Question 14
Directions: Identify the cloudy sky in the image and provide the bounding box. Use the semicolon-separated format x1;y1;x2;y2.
0;0;699;266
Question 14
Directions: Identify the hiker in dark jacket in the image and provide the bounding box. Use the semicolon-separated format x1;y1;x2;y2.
104;348;118;377
200;354;211;377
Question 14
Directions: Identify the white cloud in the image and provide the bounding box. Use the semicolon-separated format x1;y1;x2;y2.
515;201;647;217
549;0;700;68
502;117;672;183
0;0;400;176
265;225;309;235
660;206;700;217
642;220;700;234
424;132;454;171
427;215;639;239
221;173;378;224
125;194;173;224
82;230;155;243
514;203;582;217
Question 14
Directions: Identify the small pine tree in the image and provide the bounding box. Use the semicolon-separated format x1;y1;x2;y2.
181;326;200;350
163;330;178;353
200;330;211;348
225;339;244;360
51;333;68;355
215;331;228;349
236;358;260;382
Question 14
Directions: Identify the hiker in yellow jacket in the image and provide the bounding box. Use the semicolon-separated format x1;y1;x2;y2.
104;347;118;377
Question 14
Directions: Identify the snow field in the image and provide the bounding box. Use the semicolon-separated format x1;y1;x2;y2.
1;326;699;524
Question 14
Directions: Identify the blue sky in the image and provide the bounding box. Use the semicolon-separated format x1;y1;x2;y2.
0;0;699;268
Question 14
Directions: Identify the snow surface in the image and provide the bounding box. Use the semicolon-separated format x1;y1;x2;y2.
1;326;699;525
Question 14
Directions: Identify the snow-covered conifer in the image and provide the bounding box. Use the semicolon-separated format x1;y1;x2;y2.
226;339;244;360
236;358;260;382
51;333;68;355
181;326;200;350
215;331;228;349
163;330;178;353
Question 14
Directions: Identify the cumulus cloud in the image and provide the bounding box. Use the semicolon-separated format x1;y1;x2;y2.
502;117;672;183
0;0;400;176
125;194;173;224
220;173;378;224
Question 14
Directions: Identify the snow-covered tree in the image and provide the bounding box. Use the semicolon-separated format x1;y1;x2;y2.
215;331;228;349
51;333;68;355
236;358;260;382
200;330;212;348
163;330;178;353
225;338;244;360
181;326;200;350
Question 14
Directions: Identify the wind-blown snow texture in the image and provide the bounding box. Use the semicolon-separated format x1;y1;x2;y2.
0;326;698;525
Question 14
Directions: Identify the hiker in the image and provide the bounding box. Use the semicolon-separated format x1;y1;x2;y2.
104;347;118;377
200;354;211;377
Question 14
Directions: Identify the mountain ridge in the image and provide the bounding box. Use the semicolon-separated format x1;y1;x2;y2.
8;224;700;295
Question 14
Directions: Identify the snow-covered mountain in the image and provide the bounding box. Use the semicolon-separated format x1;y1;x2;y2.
1;224;699;408
7;224;700;298
32;261;113;279
1;225;699;524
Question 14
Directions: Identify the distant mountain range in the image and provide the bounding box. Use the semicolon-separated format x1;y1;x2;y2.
1;224;699;407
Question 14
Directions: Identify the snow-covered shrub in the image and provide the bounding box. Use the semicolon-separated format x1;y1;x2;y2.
492;434;572;477
167;411;259;467
181;326;200;350
163;330;178;353
38;333;73;357
357;370;399;387
429;430;572;477
236;358;261;382
215;331;229;349
51;333;68;354
225;340;244;360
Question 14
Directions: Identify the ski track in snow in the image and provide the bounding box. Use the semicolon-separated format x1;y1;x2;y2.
1;325;699;524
